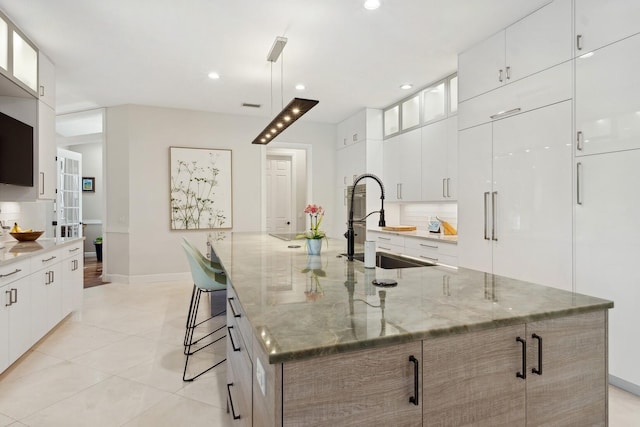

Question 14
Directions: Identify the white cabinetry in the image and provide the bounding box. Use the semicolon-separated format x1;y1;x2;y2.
1;259;31;371
367;231;458;267
575;0;640;55
575;33;640;156
382;128;421;202
458;0;572;102
61;242;83;315
30;249;62;341
575;149;640;388
336;108;381;149
38;52;55;109
336;141;365;187
421;116;457;201
458;101;572;290
38;101;56;199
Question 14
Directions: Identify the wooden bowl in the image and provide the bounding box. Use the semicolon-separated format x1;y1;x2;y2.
10;231;44;242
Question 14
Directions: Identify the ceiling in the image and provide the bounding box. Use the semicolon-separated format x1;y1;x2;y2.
0;0;550;125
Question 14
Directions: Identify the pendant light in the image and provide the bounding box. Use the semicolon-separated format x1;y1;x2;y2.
252;36;319;145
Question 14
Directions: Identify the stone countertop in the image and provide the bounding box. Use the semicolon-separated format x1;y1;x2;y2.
0;237;84;265
210;232;612;364
368;227;458;243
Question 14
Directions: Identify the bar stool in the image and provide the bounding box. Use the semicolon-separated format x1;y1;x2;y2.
181;240;227;381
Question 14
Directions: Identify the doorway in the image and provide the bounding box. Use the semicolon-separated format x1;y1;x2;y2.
264;145;309;234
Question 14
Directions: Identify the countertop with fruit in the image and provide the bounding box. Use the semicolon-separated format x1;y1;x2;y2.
0;223;83;265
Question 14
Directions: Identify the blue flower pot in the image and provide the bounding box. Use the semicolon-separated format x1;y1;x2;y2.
306;238;322;255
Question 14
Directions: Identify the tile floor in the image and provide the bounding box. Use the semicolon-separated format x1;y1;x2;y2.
0;280;639;426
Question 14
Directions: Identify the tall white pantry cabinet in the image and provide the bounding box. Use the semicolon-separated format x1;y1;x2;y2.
458;0;640;392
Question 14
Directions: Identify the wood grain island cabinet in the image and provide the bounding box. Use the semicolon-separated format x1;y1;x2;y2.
212;233;611;427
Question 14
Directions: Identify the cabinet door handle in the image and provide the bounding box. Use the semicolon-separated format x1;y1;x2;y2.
498;69;504;83
42;256;57;263
577;34;583;51
227;326;241;352
442;178;446;198
532;334;542;375
491;191;498;241
379;246;391;251
577;162;583;205
490;108;521;120
10;288;17;304
226;383;241;420
40;172;45;195
577;131;584;151
419;243;438;249
409;355;419;406
505;66;511;80
419;255;438;262
0;268;22;279
40;85;45;97
483;192;490;240
378;237;391;241
446;178;451;197
4;289;11;306
227;297;241;318
516;337;527;379
70;247;81;252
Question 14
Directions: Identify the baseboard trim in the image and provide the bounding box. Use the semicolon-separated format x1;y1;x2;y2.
103;272;191;284
610;374;640;396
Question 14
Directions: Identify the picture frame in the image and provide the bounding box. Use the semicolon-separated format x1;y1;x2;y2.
82;177;95;192
169;147;233;230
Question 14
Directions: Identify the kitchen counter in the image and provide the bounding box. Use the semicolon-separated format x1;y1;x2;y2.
211;232;609;364
215;232;612;426
368;226;458;243
0;237;84;265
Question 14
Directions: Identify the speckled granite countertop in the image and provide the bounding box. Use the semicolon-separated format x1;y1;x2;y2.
210;232;612;364
0;238;84;265
368;227;458;243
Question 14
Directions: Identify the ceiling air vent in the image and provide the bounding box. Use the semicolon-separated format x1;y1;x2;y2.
242;103;261;109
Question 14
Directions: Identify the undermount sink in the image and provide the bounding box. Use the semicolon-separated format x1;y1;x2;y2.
346;251;436;269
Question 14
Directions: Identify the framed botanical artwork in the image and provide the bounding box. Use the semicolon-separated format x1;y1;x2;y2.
169;147;233;230
82;177;95;192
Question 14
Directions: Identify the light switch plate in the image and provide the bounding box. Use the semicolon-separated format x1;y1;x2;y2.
256;357;266;396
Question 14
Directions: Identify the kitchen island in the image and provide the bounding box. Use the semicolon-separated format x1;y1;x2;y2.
211;232;612;427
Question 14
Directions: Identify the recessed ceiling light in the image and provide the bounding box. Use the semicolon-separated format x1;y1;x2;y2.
400;83;413;90
208;72;220;80
295;84;305;90
364;0;381;10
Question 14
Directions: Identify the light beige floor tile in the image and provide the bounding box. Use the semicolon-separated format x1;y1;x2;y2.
0;350;65;383
116;343;191;393
32;320;128;360
0;361;110;420
22;376;170;427
609;385;640;426
177;365;228;409
0;413;15;426
71;335;159;375
122;393;233;427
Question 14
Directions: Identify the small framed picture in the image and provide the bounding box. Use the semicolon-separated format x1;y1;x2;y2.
82;177;95;192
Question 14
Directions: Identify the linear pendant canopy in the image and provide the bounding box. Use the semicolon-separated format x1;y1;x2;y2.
251;97;319;144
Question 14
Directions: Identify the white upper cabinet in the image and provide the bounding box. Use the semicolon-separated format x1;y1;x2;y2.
422;82;446;124
384;105;400;138
0;17;7;71
575;0;640;55
38;102;56;199
337;108;381;149
336;141;366;187
575;33;640;156
402;95;420;130
383;128;422;202
38;52;55;109
12;30;37;93
421;116;457;201
459;0;572;102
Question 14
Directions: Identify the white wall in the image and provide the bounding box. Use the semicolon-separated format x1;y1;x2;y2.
104;104;336;283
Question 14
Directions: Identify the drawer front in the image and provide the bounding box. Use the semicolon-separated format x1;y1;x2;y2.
405;238;439;262
227;334;253;426
368;231;405;248
0;259;30;286
62;241;83;259
31;248;62;272
227;285;253;359
438;242;458;257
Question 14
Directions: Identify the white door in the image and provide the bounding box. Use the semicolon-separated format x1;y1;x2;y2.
575;149;640;387
56;149;82;240
575;0;640;54
266;155;293;234
458;31;505;102
492;101;572;290
420;119;448;201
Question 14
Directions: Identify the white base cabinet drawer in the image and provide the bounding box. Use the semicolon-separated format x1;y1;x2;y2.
0;259;30;287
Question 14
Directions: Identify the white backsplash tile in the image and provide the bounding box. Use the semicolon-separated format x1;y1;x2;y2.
399;203;457;231
0;200;55;243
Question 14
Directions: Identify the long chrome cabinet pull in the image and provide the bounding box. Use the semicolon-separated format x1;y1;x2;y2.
577;131;584;151
442;179;446;198
483;192;490;240
490;108;521;120
516;337;527;379
446;178;451;197
491;191;498;241
577;162;583;205
532;334;543;375
409;355;419;405
0;268;21;278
